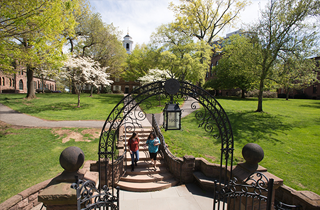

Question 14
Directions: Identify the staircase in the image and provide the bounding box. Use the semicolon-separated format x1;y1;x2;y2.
116;128;178;192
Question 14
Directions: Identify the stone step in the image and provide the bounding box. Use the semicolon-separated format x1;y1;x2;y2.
120;173;174;183
193;171;221;191
126;166;167;175
124;146;148;151
125;151;162;161
116;178;178;192
125;160;165;167
123;128;153;134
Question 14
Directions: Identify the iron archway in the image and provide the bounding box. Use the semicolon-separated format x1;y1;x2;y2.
97;79;234;203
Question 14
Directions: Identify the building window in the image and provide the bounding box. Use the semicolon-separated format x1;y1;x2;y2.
126;43;129;50
12;79;15;87
215;61;218;66
2;77;4;86
19;79;23;90
0;77;1;86
34;81;37;89
115;77;120;82
113;85;121;91
9;78;12;86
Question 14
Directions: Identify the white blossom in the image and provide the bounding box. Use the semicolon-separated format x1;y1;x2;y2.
138;69;173;85
61;55;113;89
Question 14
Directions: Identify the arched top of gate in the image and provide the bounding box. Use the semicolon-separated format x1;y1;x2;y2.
98;79;234;170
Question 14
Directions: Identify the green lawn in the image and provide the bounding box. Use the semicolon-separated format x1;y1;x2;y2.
0;125;99;203
162;97;320;195
0;93;123;121
0;94;319;201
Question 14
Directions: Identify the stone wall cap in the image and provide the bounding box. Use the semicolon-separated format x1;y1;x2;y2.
300;191;320;201
183;155;195;161
19;178;53;199
38;182;76;205
0;194;22;209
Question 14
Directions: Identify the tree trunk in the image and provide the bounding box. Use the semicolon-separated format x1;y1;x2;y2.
72;83;77;94
100;84;104;93
41;74;44;93
26;65;36;99
286;87;289;100
90;86;94;97
256;79;264;112
77;91;81;108
241;89;245;98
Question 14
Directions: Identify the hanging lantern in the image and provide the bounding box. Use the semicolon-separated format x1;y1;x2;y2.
163;102;181;131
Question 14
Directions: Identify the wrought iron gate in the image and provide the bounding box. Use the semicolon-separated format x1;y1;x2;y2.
72;78;268;210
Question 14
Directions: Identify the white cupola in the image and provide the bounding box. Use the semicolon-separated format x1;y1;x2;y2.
123;33;133;54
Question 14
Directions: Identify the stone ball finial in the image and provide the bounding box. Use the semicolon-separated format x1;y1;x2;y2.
242;143;264;167
59;146;85;172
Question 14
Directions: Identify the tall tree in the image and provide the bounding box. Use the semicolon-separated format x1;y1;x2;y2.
68;10;127;93
123;44;160;81
204;34;261;98
251;0;319;112
151;23;212;84
169;0;249;45
84;23;127;77
1;0;79;98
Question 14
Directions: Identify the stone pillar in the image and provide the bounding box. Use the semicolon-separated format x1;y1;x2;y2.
181;155;195;183
228;143;283;210
38;147;98;210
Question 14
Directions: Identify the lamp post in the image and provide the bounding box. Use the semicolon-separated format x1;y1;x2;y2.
163;79;182;131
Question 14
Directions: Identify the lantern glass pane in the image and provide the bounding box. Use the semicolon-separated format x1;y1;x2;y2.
167;112;179;129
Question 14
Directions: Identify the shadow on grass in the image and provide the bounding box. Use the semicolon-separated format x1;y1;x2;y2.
221;110;293;145
299;101;320;109
215;96;258;101
13;102;90;114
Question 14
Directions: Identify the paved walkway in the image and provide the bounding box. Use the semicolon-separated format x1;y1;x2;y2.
0;103;105;128
0;97;199;128
119;183;214;210
32;183;214;210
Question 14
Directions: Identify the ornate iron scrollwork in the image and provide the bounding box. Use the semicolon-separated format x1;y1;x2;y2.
98;79;235;209
71;177;119;210
213;172;274;210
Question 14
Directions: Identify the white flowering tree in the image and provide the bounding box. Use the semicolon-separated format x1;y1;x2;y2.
138;69;173;85
62;56;113;107
138;69;174;106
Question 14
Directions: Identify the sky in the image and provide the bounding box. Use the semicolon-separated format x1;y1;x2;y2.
90;0;269;48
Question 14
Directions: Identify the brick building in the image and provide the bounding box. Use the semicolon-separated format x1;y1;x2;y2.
0;68;56;94
110;33;140;94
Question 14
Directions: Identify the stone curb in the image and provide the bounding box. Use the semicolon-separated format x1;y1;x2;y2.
0;178;53;210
